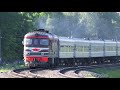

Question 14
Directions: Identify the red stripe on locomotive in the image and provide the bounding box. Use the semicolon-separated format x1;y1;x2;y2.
25;36;48;39
25;56;48;62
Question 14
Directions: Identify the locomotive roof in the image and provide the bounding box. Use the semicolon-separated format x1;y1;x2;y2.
25;31;49;36
24;31;59;40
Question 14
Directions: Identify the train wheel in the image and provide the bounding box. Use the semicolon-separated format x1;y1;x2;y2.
64;59;68;66
72;59;75;66
76;59;80;66
53;59;58;66
81;60;85;66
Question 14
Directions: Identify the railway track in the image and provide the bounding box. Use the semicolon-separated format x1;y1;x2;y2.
8;66;67;78
7;63;120;78
58;63;120;78
8;67;46;78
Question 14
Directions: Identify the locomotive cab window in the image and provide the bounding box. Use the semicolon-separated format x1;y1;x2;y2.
24;38;49;47
24;38;32;45
40;39;49;46
34;39;38;45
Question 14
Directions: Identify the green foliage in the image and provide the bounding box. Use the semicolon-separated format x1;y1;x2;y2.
0;12;41;61
91;66;120;78
42;12;120;40
0;62;24;72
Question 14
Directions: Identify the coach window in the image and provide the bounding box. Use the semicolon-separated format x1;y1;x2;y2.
68;46;70;52
84;46;88;52
60;46;63;52
80;46;82;52
61;46;62;52
109;46;111;51
113;47;116;51
118;47;120;51
111;47;112;51
111;47;114;51
98;46;102;51
79;46;82;52
70;46;72;52
64;46;67;52
111;46;113;51
106;46;113;51
69;46;71;52
95;46;100;51
97;46;99;51
106;46;109;51
78;46;80;52
63;46;65;52
71;46;73;52
66;46;68;52
76;46;80;52
99;46;102;51
110;46;113;51
95;46;97;51
77;46;79;52
67;46;69;52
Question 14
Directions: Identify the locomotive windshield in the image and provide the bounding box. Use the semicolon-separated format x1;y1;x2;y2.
40;39;49;46
25;38;32;45
24;38;49;47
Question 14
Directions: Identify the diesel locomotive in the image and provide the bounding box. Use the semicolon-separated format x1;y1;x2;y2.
22;29;120;67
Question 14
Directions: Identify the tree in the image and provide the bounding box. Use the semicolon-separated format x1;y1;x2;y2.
0;12;40;62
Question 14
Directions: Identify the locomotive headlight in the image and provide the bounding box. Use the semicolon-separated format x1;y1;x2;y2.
24;49;31;55
27;52;30;55
24;52;29;55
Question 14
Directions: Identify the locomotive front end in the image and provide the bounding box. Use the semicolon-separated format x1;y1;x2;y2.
23;29;50;67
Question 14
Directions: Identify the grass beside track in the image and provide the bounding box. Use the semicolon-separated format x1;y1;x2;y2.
90;66;120;78
0;62;25;72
